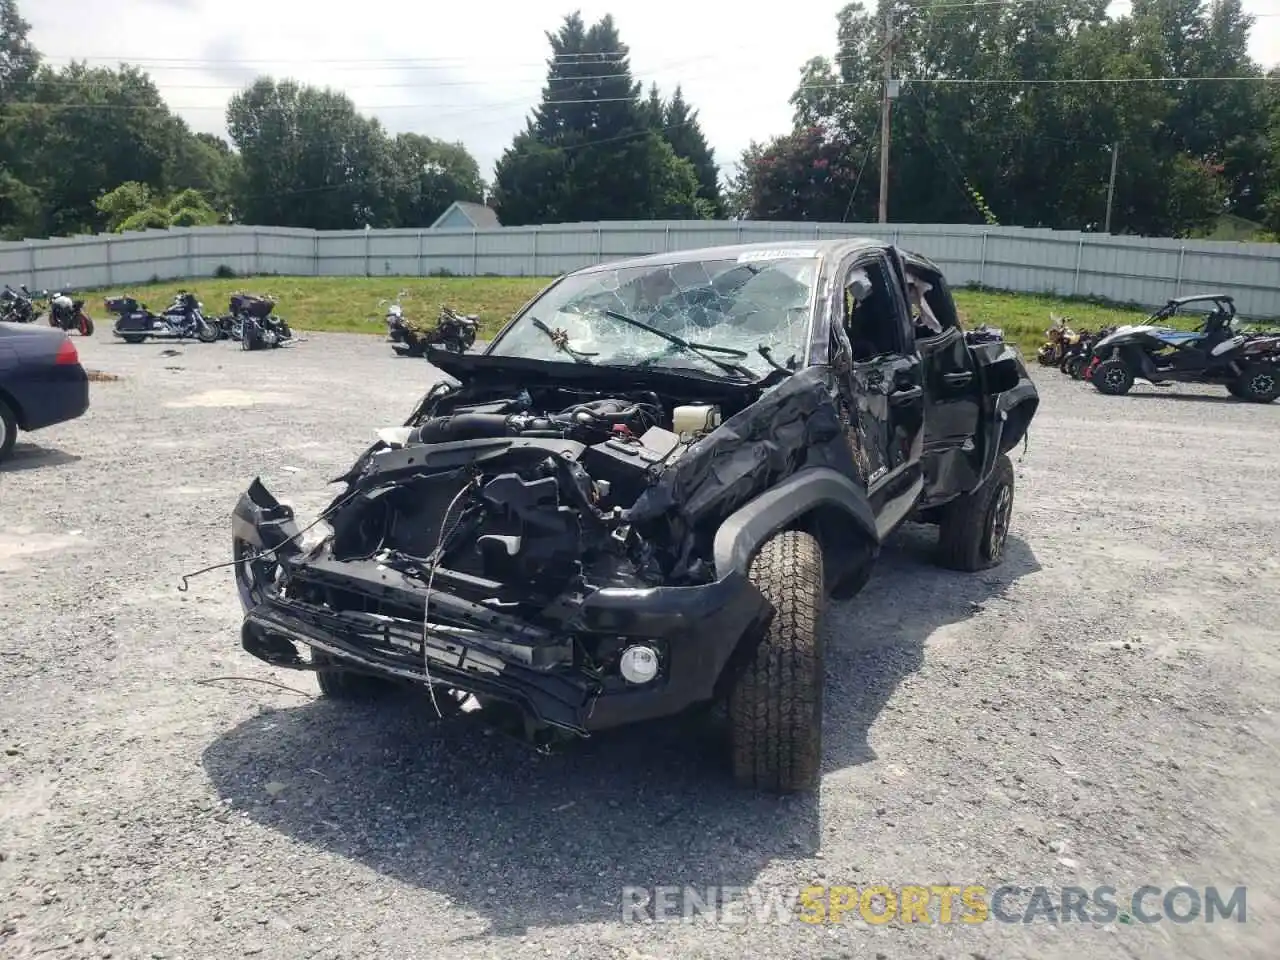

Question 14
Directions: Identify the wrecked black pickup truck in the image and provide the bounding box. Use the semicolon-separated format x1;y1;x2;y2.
230;240;1039;793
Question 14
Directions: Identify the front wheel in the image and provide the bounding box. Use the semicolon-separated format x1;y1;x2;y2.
1092;357;1134;396
0;397;17;464
728;529;825;794
1234;365;1280;403
196;319;219;344
312;650;403;701
1066;355;1086;379
936;453;1015;572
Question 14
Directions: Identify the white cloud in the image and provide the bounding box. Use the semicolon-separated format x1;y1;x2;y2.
24;0;1280;183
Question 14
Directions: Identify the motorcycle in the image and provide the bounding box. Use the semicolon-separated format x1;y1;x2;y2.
383;293;478;357
1036;313;1076;366
1;284;42;324
1060;326;1115;379
107;290;218;344
47;291;95;336
215;293;296;349
1086;293;1280;403
964;324;1005;346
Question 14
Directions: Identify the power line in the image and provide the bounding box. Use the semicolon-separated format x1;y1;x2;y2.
9;72;1280;115
224;120;701;204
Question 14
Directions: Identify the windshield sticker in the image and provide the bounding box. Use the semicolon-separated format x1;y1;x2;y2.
737;248;820;263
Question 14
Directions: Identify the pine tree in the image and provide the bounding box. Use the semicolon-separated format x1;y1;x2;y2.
662;85;723;217
493;12;703;224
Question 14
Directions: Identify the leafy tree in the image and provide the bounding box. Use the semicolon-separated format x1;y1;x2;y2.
0;0;38;99
96;182;222;232
227;77;395;229
729;125;869;221
95;181;155;231
745;0;1250;236
4;62;195;235
493;12;704;224
387;133;485;227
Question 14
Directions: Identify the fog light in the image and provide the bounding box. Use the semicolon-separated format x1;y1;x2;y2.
618;645;660;685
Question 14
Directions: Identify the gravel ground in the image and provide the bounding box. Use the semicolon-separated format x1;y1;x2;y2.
2;332;1278;960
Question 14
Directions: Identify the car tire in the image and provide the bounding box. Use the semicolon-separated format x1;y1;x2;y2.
1092;357;1134;395
728;528;825;794
0;397;17;464
312;649;403;701
1234;365;1280;403
936;453;1015;572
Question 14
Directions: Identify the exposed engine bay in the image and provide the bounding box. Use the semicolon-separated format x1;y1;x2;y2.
319;382;738;598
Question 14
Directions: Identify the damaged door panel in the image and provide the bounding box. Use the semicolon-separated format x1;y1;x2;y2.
221;238;1040;795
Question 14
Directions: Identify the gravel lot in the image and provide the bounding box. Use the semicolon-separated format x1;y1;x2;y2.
2;331;1278;960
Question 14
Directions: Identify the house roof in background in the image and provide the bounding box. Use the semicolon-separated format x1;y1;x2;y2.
430;201;501;229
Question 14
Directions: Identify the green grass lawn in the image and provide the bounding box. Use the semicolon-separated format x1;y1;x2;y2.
82;274;1155;354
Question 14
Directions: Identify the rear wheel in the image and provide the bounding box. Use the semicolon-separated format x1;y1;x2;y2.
728;529;825;794
122;334;147;345
936;453;1015;572
78;313;94;337
1235;365;1280;403
0;397;17;464
1092;357;1134;395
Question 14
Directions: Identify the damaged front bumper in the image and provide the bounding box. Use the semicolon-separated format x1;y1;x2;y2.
231;479;773;735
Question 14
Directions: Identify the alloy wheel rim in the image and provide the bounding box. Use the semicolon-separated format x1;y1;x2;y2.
1105;366;1126;388
1250;372;1275;395
987;484;1013;561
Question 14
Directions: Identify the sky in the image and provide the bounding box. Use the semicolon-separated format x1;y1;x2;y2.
24;0;1280;184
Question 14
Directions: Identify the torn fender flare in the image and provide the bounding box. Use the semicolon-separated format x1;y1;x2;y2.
231;477;303;555
712;466;879;588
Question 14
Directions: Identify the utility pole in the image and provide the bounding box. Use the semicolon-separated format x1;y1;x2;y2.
1104;142;1119;234
878;7;894;223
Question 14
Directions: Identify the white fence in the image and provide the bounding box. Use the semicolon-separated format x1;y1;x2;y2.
3;220;1279;317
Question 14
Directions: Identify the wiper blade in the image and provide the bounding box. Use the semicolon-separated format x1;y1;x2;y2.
601;309;753;378
531;316;597;363
757;344;797;377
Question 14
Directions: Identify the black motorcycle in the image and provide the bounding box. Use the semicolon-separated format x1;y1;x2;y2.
107;291;218;344
1;284;42;324
386;300;479;357
215;293;295;350
47;291;95;336
964;324;1004;346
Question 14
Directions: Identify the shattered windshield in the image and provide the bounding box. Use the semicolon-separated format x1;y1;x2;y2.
488;251;821;379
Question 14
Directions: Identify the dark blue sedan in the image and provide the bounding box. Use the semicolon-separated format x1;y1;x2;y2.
0;320;90;464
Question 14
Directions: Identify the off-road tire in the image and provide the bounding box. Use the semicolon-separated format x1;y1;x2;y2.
936;453;1015;572
0;397;17;464
728;529;825;794
1235;365;1280;404
312;649;402;701
1092;357;1134;396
